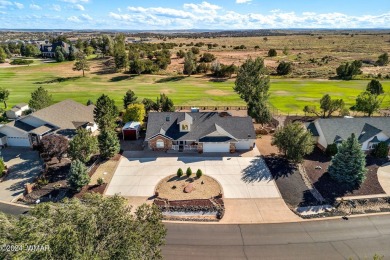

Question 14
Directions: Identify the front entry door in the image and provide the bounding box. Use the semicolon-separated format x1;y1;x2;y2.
179;141;184;152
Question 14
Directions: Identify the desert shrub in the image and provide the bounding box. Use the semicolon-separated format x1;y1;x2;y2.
97;177;105;185
325;143;338;157
276;61;292;75
186;167;192;177
196;169;203;178
372;142;389;158
268;49;277;57
177;168;183;177
10;59;34;65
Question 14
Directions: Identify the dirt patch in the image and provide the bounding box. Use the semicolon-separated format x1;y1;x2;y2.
156;174;222;200
273;90;290;96
205;89;230;96
304;148;386;203
74;184;107;199
256;135;280;156
89;154;121;186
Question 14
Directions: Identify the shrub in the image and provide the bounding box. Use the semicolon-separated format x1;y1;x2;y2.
196;169;203;178
172;185;177;189
372;142;389;158
268;49;277;57
325;143;338;157
177;168;183;177
186;167;192;177
0;158;5;176
276;61;292;75
10;59;34;65
67;159;90;192
97;177;105;185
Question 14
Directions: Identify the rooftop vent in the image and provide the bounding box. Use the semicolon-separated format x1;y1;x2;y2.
166;116;170;122
191;107;200;113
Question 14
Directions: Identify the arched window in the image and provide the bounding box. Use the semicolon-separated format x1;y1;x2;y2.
156;139;165;148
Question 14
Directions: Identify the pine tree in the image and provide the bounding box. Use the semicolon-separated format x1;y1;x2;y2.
328;133;367;187
67;159;90;192
94;94;118;132
28;86;52;111
123;90;138;108
98;130;120;159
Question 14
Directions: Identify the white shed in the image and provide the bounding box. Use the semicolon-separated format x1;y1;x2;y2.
122;122;141;140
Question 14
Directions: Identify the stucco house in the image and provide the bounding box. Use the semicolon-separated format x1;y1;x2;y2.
145;112;256;153
305;117;390;152
0;99;97;147
6;103;30;119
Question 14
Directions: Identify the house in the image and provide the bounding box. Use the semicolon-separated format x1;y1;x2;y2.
305;117;390;152
0;100;97;147
122;121;141;140
40;41;74;58
145;112;256;153
6;103;30;119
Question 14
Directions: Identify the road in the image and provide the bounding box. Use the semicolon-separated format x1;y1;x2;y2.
164;215;390;260
1;202;389;259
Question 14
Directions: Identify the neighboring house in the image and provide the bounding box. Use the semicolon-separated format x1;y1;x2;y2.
0;100;97;147
40;41;74;58
306;117;390;152
6;103;30;119
145;112;256;153
122;121;141;140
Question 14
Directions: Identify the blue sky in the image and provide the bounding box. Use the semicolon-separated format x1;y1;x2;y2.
0;0;389;29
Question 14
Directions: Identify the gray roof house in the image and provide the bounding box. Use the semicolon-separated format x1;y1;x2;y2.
305;117;390;151
0;100;98;147
145;112;256;153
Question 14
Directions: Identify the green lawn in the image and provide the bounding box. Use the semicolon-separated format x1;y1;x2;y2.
1;61;389;114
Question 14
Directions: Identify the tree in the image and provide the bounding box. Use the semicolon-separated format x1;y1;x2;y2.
100;34;114;56
248;96;272;125
123;103;146;123
186;167;192;177
0;194;166;260
372;142;389;158
85;46;95;56
68;128;98;163
272;122;314;162
72;52;90;77
123;90;138;109
366;79;384;95
200;53;216;63
68;44;76;61
336;60;362;80
0;47;7;63
94;94;118;132
268;49;277;57
39;135;69;162
276;61;292;75
98;130;120;159
142;98;158;113
328;133;367;187
114;34;128;71
376;52;389;66
67;159;90;191
55;46;65;62
319;94;344;118
0;88;9;109
28;86;52;111
355;91;382;117
157;93;174;112
87;99;94;106
183;52;196;76
325;143;338;157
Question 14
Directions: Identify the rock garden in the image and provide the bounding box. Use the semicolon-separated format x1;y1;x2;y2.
154;167;225;221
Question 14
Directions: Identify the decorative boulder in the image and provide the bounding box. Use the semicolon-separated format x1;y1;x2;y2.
184;183;194;193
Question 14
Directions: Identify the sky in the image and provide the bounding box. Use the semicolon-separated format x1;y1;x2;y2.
0;0;389;30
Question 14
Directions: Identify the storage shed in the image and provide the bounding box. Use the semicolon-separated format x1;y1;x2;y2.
122;122;141;140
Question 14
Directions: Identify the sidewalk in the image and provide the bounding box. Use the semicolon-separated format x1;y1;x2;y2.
377;164;390;195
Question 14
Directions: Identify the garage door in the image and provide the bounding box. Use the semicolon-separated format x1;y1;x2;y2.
235;141;253;150
203;143;229;153
6;137;31;147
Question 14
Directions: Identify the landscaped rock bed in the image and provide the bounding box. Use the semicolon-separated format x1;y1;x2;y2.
298;197;390;219
154;197;225;222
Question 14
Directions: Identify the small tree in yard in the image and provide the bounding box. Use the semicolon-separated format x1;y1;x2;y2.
94;94;118;132
325;143;338;157
39;135;69;162
123;90;138;109
29;86;52;111
355;91;382;117
68;128;98;163
272;122;314;163
328;133;367;187
0;88;10;109
196;169;203;178
186;167;192;177
372;142;389;158
73;52;90;77
123;103;146;123
366;79;384;96
67;159;90;192
98;130;120;159
0;158;5;177
177;168;183;177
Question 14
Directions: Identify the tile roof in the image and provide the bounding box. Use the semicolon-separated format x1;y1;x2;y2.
145;112;255;142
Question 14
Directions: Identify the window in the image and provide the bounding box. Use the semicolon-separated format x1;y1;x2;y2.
156;139;165;148
181;124;189;131
369;143;378;149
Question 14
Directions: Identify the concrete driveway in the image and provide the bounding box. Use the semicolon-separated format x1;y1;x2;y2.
106;155;281;199
0;148;43;202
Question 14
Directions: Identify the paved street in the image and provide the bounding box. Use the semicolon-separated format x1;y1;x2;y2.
0;148;42;202
106;155;280;199
164;214;390;259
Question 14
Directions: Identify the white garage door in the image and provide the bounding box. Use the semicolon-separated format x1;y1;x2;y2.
203;143;229;153
6;137;31;147
235;141;253;150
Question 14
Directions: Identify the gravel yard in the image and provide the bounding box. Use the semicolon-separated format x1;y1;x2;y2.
156;174;222;200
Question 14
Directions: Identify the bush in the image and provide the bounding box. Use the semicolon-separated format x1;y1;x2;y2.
276;61;292;75
177;168;183;177
0;158;5;176
186;167;192;177
268;49;277;57
97;177;105;185
372;142;389;158
10;59;34;65
325;143;338;157
196;169;203;178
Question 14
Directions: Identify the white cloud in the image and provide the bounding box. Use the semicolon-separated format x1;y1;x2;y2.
81;14;92;20
51;4;61;12
236;0;251;4
13;2;23;9
67;15;80;22
61;0;88;3
29;4;41;10
73;4;84;11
